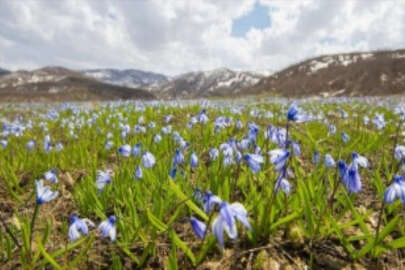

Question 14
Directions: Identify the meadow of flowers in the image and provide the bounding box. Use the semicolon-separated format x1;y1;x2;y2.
0;98;405;269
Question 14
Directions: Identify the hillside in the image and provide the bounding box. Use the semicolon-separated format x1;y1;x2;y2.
0;67;155;102
0;68;10;77
250;49;405;97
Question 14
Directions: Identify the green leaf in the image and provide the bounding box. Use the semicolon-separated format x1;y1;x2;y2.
170;230;196;265
146;209;168;232
377;215;400;242
37;240;62;270
270;211;301;231
389;236;405;249
168;180;208;221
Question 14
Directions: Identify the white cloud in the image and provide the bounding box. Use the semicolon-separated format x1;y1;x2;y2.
0;0;403;75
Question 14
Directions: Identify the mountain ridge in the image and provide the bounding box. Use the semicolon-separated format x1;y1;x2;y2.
248;49;405;97
0;67;155;102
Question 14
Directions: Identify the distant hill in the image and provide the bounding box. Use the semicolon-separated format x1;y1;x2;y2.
249;49;405;97
0;66;155;102
83;69;169;89
0;68;10;77
150;68;264;99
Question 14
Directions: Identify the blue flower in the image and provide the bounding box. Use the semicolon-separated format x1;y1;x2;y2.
132;143;142;156
313;151;320;165
44;135;52;152
96;170;112;191
275;170;291;195
337;160;347;178
287;103;310;122
372;114;386;130
268;149;290;171
134;166;142;180
118;144;131;157
98;216;117;241
328;124;336;135
55;142;63;152
235;150;243;164
173;149;184;166
244;153;264;173
142;152;156;168
292;142;301;156
190;152;198;168
209;148;219;161
384;175;405;203
190;216;207;239
169;167;177;179
351;152;369;169
324;154;336;168
36;179;58;205
153;134;162;143
197;109;209;124
44;169;58;183
203;191;222;213
26;140;36;151
395;145;405;161
343;165;362;193
105;140;113;150
212;202;251;247
341;132;350;143
68;215;94;242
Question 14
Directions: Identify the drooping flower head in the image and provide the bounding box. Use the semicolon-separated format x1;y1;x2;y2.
351;152;369;169
118;144;131;157
190;152;198;168
142;151;156;168
313;151;320;165
202;191;222;213
244;153;264;173
173;149;184;166
341;132;350;143
190;216;207;239
343;165;362;193
287;103;310;122
324;154;336;168
36;179;58;205
212;202;251;247
98;215;117;241
132;143;142;156
96;169;112;191
268;149;290;171
337;160;347;179
134;166;142;180
44;169;58;184
68;215;94;242
384;175;405;204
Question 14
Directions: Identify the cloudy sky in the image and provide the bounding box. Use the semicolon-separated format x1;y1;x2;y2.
0;0;404;75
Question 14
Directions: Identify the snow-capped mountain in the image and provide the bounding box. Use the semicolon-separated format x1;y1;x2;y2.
250;49;405;97
0;66;83;88
151;68;264;99
83;69;169;89
0;66;155;102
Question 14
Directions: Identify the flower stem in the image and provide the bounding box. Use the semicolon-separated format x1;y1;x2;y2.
374;200;385;245
30;203;40;248
328;168;340;214
200;209;215;245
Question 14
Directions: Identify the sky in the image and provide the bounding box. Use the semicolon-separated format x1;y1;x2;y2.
0;0;404;76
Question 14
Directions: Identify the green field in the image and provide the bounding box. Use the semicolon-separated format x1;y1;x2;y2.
0;99;405;269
